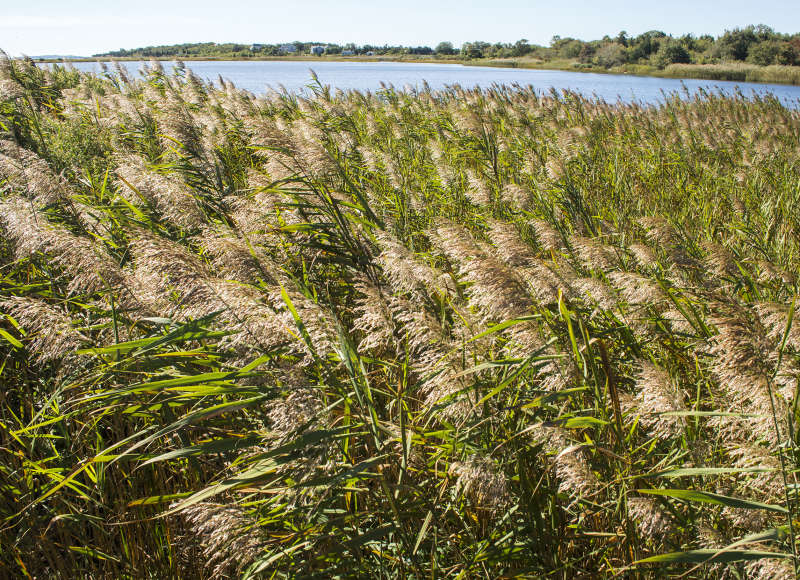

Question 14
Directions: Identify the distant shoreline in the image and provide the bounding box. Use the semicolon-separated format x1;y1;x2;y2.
34;55;800;87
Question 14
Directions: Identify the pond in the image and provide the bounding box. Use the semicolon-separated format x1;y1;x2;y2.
60;60;800;107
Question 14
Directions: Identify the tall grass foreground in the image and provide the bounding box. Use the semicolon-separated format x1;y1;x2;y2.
1;55;800;578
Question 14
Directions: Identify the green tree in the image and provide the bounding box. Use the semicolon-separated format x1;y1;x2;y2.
435;41;456;55
551;36;585;59
716;26;764;61
748;40;797;66
594;43;626;68
511;39;531;57
656;41;691;67
462;42;486;59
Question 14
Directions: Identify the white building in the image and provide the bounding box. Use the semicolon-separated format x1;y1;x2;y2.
280;44;297;54
310;46;325;56
342;50;354;56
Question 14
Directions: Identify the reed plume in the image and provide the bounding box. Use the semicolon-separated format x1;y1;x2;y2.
177;502;265;578
627;497;675;542
624;362;686;439
0;296;86;363
0;196;126;295
0;140;68;204
450;455;509;511
115;155;206;229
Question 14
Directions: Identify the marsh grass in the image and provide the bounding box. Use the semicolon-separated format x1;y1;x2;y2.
1;55;800;578
664;62;800;85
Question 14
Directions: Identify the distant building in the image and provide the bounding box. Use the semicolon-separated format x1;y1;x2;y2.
366;51;375;56
310;46;325;56
341;50;354;56
251;44;266;51
280;44;297;54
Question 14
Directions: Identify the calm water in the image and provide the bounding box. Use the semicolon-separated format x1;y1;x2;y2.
59;60;800;108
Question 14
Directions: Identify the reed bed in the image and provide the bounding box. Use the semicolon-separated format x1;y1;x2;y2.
2;55;800;578
664;62;800;84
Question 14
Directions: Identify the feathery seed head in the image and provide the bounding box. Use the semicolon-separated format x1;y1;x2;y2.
487;220;538;268
449;455;509;511
629;242;658;270
627;362;687;439
0;296;86;363
607;271;666;308
638;216;679;246
702;240;738;279
744;559;794;580
530;219;564;252
571;277;617;311
267;389;324;436
0;79;23;101
0;140;69;204
570;235;619;271
177;502;264;578
353;281;395;353
115;156;205;229
0;196;125;294
627;497;675;541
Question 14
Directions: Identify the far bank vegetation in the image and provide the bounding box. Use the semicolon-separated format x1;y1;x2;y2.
89;25;800;84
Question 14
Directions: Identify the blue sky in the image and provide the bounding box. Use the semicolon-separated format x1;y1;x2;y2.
2;0;798;56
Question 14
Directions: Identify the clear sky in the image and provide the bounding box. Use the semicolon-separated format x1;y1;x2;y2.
2;0;798;56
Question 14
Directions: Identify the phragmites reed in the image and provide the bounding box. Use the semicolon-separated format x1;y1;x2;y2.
537;427;600;500
571;277;617;311
727;443;783;501
289;118;337;177
627;497;675;542
158;99;207;157
176;502;265;578
0;140;69;204
433;223;533;321
129;229;209;306
268;288;339;362
744;559;795;580
706;310;789;444
7;56;800;579
0;296;86;363
530;218;565;252
623;362;687;440
449;455;509;511
570;235;619;271
389;295;446;355
115;155;206;229
638;216;680;247
198;225;277;285
464;169;491;206
552;443;600;499
628;242;659;270
702;240;739;279
0;196;126;294
499;182;531;210
352;281;395;352
486;219;538;268
374;230;453;298
755;301;800;351
266;389;324;436
607;271;667;308
0;79;24;101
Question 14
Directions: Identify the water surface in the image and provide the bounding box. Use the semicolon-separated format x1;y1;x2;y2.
60;60;800;107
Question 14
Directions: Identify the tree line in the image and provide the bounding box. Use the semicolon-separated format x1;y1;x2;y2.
97;25;800;68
